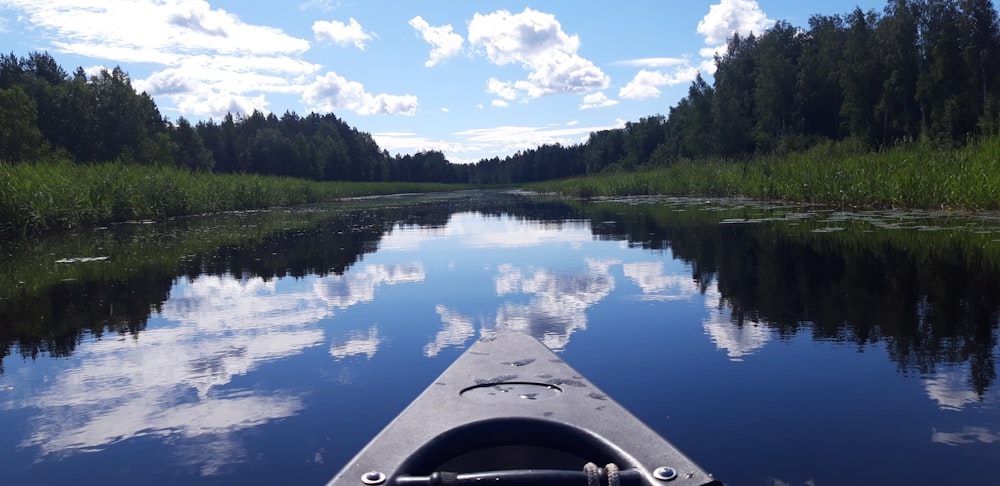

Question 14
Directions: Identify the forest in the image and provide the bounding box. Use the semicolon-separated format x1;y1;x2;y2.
489;0;1000;182
0;52;465;183
1;0;998;186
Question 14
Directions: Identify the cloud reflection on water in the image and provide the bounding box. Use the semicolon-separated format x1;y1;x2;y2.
6;260;430;473
380;213;610;353
424;260;620;354
701;286;772;361
377;212;593;252
8;200;1000;484
924;366;987;412
424;305;476;357
932;426;1000;446
7;275;328;474
923;361;999;446
461;218;591;249
618;260;772;361
317;263;425;360
330;326;383;360
622;261;700;301
483;259;618;350
314;263;425;309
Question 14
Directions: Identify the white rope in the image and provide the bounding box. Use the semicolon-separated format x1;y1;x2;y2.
583;462;601;486
583;462;621;486
605;463;620;486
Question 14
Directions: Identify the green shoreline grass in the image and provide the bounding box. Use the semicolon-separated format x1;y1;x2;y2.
0;160;468;237
527;135;1000;210
6;135;1000;236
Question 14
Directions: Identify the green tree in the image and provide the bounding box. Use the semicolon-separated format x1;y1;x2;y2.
87;67;164;162
0;86;44;162
584;129;625;173
24;51;67;85
712;32;758;156
796;14;847;140
172;117;214;171
0;52;25;89
246;127;288;176
958;0;1000;133
671;74;715;159
917;0;969;143
753;21;802;152
205;113;242;173
622;115;667;165
18;53;66;158
59;70;99;161
840;8;883;145
876;0;922;144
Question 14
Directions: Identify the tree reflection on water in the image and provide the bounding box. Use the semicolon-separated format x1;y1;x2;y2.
1;192;998;484
2;193;998;396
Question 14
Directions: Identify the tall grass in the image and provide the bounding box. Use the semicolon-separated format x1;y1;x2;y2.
0;160;466;236
527;136;1000;210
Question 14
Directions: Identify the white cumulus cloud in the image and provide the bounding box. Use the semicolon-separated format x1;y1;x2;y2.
83;64;109;78
166;0;230;37
487;78;518;100
138;68;198;95
697;0;772;48
580;91;618;109
468;8;608;100
5;0;310;57
616;0;766;86
304;71;418;115
615;57;688;68
369;132;478;163
409;16;464;67
693;0;772;75
455;120;622;160
313;17;373;49
299;0;341;12
177;91;269;118
1;0;317;119
619;66;700;100
132;55;320;117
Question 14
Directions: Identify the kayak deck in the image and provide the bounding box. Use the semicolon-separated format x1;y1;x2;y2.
327;333;721;485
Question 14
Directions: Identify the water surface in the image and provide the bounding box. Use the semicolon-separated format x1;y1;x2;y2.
1;192;997;485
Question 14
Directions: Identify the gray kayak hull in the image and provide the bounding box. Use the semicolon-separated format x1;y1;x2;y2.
327;333;721;485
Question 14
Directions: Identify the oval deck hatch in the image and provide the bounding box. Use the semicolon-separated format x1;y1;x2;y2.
460;382;562;402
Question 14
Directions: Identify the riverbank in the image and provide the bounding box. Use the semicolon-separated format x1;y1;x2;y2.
0;161;468;236
526;135;1000;210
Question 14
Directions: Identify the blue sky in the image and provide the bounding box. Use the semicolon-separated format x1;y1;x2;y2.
1;0;888;163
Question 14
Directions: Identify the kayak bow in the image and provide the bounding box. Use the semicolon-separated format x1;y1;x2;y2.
327;333;721;485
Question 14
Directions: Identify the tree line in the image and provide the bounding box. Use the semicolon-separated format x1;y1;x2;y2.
0;51;466;183
3;0;998;185
473;0;1000;182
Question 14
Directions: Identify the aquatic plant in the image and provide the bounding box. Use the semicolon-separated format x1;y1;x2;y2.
526;135;1000;210
0;160;466;236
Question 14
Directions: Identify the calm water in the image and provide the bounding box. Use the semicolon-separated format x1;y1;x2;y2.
1;192;998;485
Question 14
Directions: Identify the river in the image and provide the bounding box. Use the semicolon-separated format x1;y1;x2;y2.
1;191;997;485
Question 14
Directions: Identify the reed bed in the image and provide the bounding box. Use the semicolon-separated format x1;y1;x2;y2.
0;161;463;236
528;136;1000;210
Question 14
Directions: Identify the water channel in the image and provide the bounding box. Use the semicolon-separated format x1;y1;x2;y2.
1;191;997;485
